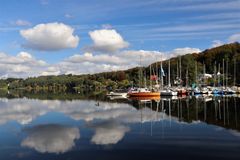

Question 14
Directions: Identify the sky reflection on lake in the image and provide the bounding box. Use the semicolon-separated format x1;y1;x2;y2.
0;95;239;160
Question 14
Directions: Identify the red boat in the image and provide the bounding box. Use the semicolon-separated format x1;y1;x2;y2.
127;88;160;97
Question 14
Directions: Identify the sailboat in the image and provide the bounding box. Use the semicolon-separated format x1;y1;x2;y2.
128;59;160;98
127;87;160;97
212;61;220;95
224;60;236;94
231;58;240;93
160;59;178;96
200;63;212;94
106;89;128;97
212;62;225;95
176;56;187;95
193;61;201;95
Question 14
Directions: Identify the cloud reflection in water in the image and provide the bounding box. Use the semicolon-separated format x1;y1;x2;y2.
0;98;170;151
90;121;130;145
21;124;80;154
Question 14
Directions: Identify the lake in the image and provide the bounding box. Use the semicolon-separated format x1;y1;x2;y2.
0;91;239;160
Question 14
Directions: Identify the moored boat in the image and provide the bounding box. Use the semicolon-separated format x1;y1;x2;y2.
225;87;236;94
177;87;188;95
128;96;160;101
160;88;178;96
193;87;201;95
127;88;160;97
106;89;128;97
201;87;209;94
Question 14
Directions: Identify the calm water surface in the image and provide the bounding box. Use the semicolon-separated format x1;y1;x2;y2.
0;92;239;160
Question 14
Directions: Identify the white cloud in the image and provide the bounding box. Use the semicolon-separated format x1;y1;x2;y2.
187;12;240;21
15;19;31;26
211;40;223;48
21;124;80;154
120;50;165;65
17;51;33;59
228;33;240;43
0;51;48;78
41;66;61;76
162;1;240;11
58;50;164;75
170;47;201;57
67;52;126;65
0;47;201;77
88;29;129;52
153;23;239;33
20;22;79;51
57;60;125;75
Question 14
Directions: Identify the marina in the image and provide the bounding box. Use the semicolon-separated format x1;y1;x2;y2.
107;56;240;99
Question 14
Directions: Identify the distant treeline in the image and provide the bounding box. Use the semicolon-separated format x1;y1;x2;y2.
0;42;240;91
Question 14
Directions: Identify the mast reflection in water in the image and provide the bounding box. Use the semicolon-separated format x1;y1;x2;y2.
0;94;239;160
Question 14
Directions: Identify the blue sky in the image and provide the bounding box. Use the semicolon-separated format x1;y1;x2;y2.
0;0;239;77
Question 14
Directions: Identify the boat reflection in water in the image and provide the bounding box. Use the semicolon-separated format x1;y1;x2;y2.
0;94;239;160
129;95;239;130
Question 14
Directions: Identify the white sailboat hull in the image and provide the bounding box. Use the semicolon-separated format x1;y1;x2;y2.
160;90;178;96
107;92;127;97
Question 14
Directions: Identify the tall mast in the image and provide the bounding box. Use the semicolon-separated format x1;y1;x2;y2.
150;64;152;90
156;62;158;85
161;55;163;89
177;61;179;80
203;62;206;85
218;63;220;87
226;60;228;88
139;56;141;88
179;56;182;84
186;67;189;88
195;61;198;86
234;58;236;86
144;69;147;88
223;59;225;89
214;61;216;87
168;59;171;87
